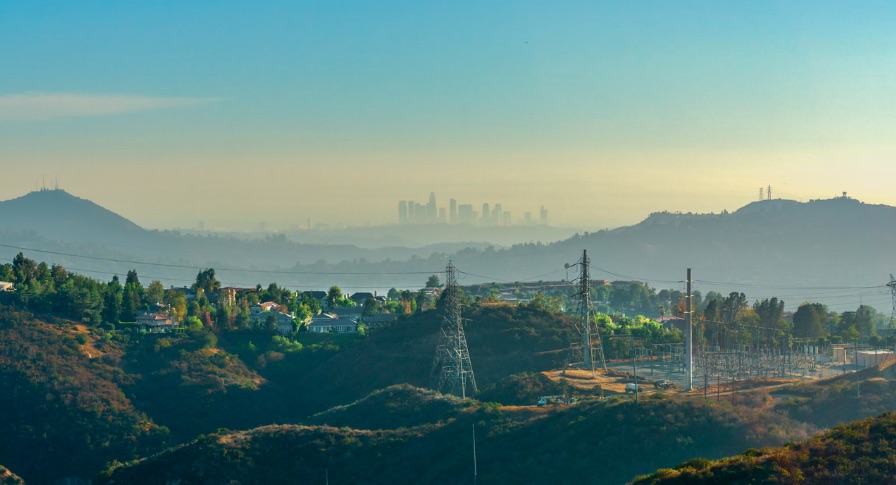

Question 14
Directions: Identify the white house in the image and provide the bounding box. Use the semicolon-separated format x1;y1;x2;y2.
308;313;358;333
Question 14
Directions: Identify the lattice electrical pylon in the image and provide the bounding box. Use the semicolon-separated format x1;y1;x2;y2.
888;274;896;329
568;250;607;373
430;261;478;398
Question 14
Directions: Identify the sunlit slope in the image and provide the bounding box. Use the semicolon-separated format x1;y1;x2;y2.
0;307;169;483
633;411;896;484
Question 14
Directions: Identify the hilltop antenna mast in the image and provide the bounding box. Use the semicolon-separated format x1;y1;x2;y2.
570;250;607;373
430;261;477;398
767;185;772;200
888;274;896;329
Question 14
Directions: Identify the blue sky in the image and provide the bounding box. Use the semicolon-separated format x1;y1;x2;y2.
2;2;895;229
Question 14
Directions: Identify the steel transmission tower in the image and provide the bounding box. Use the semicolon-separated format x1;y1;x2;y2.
569;250;607;372
430;261;478;398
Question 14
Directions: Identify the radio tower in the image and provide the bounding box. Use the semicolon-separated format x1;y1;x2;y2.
888;275;896;329
569;250;607;373
430;261;477;398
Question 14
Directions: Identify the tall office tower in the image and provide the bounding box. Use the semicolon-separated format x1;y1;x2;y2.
493;204;503;225
458;204;474;224
540;205;548;225
438;207;446;222
481;203;490;224
398;200;408;224
449;198;457;224
414;203;427;223
427;192;437;222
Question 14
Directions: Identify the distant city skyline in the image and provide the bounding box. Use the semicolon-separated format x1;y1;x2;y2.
2;3;896;231
398;192;547;226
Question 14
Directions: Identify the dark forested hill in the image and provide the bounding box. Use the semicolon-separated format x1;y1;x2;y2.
95;386;812;485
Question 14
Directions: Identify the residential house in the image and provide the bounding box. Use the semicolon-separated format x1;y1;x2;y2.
349;292;376;306
135;311;178;333
330;305;363;320
308;313;358;333
249;301;296;335
219;287;255;306
250;301;284;316
361;313;398;329
300;290;328;308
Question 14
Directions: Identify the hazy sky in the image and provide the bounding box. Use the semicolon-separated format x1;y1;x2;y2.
2;2;895;230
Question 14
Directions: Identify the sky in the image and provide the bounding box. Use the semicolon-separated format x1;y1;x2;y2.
2;1;896;231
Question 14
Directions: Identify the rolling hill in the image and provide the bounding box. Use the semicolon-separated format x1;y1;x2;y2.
95;385;813;485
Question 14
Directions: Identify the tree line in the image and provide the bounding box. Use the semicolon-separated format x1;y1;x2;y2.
0;253;887;349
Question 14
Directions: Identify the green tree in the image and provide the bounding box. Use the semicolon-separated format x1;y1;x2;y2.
193;268;220;295
855;305;876;338
387;288;401;301
326;285;342;308
103;276;123;324
146;280;165;305
164;289;188;324
793;302;826;340
753;297;787;346
425;274;442;289
362;297;382;316
122;270;144;320
298;292;322;315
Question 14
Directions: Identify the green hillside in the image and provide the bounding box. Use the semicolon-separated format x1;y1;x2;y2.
0;306;169;483
96;387;811;485
633;411;896;484
4;279;896;484
287;303;577;414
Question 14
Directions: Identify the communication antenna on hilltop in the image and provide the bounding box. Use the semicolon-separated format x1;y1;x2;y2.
759;187;764;201
767;185;772;200
430;261;477;398
569;250;607;373
888;275;896;329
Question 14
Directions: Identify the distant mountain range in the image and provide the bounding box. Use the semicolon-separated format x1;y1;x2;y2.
1;189;894;310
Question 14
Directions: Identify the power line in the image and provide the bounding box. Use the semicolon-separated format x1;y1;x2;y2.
0;242;439;276
3;241;892;308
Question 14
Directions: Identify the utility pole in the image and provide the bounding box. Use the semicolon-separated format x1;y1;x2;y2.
430;261;477;398
686;268;693;392
888;275;896;330
855;340;860;399
472;424;478;485
631;334;639;406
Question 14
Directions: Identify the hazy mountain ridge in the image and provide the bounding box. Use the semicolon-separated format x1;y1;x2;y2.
1;190;894;310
